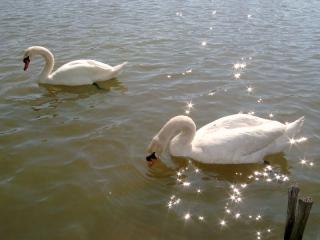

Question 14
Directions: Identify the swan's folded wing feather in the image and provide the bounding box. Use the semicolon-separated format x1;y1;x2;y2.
197;114;273;133
195;121;285;157
231;122;285;156
60;60;113;71
85;60;114;71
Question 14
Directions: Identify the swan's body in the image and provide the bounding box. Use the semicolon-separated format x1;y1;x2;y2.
147;114;304;164
23;46;126;86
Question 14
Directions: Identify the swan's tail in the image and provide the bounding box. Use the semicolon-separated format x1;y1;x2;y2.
112;62;127;77
285;116;304;138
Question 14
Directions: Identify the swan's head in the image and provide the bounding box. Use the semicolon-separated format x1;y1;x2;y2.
22;48;33;71
146;136;163;166
22;46;44;71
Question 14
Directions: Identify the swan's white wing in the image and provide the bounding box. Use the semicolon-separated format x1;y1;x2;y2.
48;60;115;86
193;120;285;163
62;60;114;71
197;114;273;133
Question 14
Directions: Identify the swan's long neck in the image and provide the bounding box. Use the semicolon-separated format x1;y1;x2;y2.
156;116;196;150
30;47;54;82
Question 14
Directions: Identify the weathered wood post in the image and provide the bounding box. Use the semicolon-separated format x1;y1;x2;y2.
284;185;300;240
283;185;313;240
290;197;313;240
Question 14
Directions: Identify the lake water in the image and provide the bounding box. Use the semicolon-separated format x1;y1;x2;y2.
0;0;319;239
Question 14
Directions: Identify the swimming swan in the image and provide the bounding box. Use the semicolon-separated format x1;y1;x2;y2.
146;114;304;165
22;46;127;86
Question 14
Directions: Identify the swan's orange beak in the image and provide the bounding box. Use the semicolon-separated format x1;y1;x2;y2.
23;56;30;71
146;152;157;166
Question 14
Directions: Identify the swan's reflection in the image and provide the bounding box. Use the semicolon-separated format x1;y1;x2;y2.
147;153;289;183
41;78;127;96
29;78;126;110
188;153;289;183
23;78;127;122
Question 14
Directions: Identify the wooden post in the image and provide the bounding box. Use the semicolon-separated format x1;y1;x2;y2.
289;197;313;240
284;185;300;240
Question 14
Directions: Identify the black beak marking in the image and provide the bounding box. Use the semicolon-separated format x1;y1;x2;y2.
23;56;30;63
146;152;157;162
23;56;30;71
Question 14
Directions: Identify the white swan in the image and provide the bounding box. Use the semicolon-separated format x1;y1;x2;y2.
22;46;127;86
146;114;304;165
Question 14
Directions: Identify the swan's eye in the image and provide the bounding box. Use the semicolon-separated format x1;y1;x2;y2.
23;56;30;71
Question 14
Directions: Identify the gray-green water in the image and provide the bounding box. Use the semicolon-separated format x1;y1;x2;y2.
1;0;319;239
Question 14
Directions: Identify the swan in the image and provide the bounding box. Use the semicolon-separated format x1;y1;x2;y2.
146;114;304;165
22;46;127;86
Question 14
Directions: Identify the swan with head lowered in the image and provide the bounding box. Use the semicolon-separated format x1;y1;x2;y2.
146;114;304;165
22;46;127;86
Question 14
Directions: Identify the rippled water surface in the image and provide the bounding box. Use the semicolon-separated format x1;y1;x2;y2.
1;0;320;239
